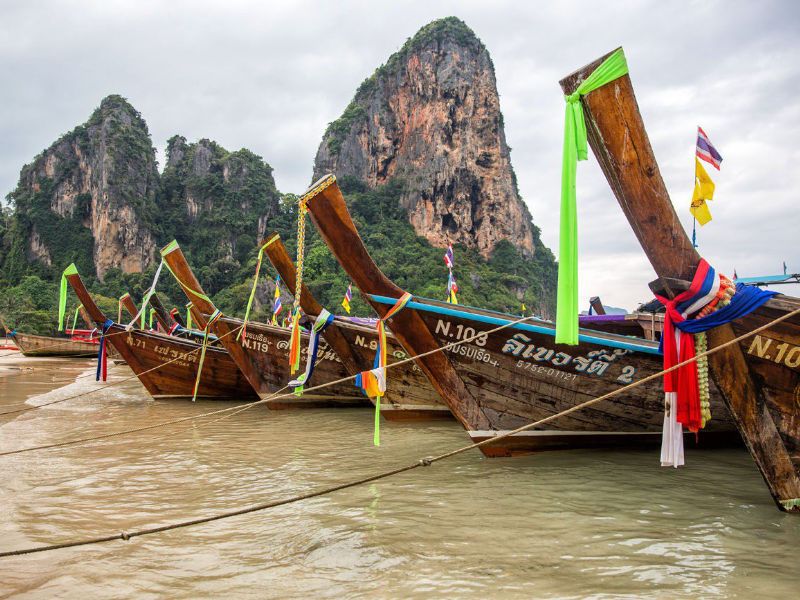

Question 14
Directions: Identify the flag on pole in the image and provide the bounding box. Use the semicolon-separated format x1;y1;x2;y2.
341;284;352;314
444;244;455;269
521;303;527;313
271;276;283;325
690;158;715;226
446;270;459;304
696;127;723;170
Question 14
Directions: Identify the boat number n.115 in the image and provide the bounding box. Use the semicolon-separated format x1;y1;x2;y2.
435;319;488;346
747;335;800;369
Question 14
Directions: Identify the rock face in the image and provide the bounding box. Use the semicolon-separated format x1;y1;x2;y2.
158;136;280;293
3;95;159;280
313;17;537;259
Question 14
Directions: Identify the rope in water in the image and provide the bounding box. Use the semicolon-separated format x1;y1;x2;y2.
1;306;798;558
0;326;243;418
0;328;164;413
0;312;538;453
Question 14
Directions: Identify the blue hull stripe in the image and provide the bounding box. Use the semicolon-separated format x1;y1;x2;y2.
369;294;661;355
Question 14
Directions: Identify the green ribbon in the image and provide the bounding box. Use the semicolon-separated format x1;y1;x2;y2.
192;309;222;401
70;304;82;332
58;263;79;331
160;240;214;305
237;238;272;341
186;303;193;330
148;308;155;329
556;48;628;345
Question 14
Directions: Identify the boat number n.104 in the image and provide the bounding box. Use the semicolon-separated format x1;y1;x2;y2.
747;335;800;369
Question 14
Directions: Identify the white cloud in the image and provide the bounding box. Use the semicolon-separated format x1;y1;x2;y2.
1;0;798;306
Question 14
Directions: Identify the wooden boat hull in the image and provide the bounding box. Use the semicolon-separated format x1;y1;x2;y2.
215;316;370;408
103;324;257;400
301;174;736;455
260;233;451;420
10;331;97;358
372;294;737;452
326;317;450;420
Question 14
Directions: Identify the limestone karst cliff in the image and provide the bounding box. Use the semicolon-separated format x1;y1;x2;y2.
2;95;160;280
158;136;281;293
313;17;540;260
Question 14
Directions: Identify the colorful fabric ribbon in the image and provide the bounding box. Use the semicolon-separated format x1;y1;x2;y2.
289;309;334;396
655;259;777;466
70;304;82;333
192;309;222;401
356;292;411;446
96;319;112;382
288;307;302;374
556;48;629;345
127;260;163;330
238;239;273;341
58;263;79;331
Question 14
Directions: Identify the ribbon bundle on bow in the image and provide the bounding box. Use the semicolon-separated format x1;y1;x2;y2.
355;292;411;446
655;259;777;467
289;309;334;396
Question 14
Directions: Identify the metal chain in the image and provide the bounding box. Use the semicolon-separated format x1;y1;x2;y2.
293;200;307;315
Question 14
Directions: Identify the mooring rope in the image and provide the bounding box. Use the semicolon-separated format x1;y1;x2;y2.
0;309;546;452
0;328;152;414
0;326;138;360
1;305;798;558
0;326;244;418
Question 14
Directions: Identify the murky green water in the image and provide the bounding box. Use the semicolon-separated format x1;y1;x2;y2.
1;358;798;598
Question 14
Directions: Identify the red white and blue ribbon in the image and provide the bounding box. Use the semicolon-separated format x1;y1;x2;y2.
655;259;776;467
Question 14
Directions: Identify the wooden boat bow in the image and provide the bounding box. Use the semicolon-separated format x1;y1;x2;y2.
302;175;492;430
560;49;800;511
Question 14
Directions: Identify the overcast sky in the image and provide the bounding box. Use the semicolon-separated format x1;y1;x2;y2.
1;0;798;308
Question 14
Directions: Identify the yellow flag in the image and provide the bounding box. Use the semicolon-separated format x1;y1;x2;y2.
690;158;715;226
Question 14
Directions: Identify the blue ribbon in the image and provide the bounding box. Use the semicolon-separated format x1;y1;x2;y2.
659;283;777;353
96;319;113;381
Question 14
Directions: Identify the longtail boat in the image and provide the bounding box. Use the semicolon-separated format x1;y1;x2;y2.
262;233;450;420
66;268;257;401
560;48;800;512
0;306;99;358
160;242;370;409
6;330;98;358
299;175;738;454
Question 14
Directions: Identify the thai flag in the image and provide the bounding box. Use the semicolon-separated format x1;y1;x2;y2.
273;296;283;317
696;127;722;170
341;284;352;314
444;244;454;269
